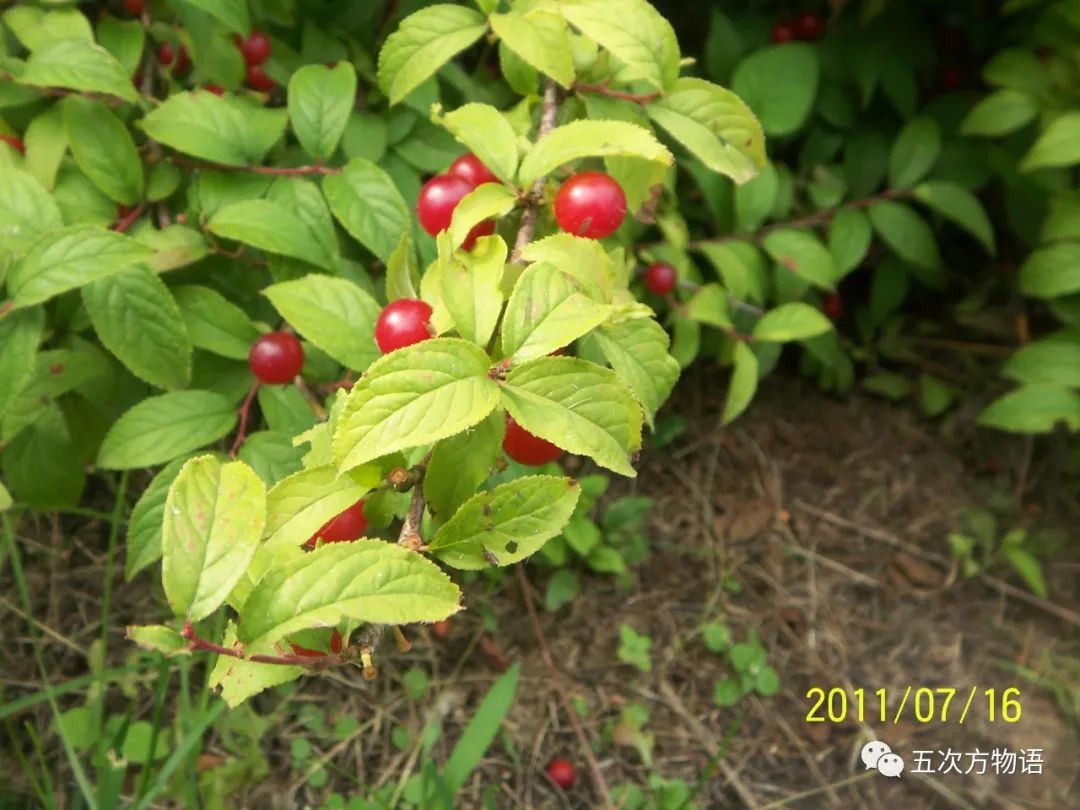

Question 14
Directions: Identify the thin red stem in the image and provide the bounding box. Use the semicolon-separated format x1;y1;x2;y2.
180;621;339;667
230;382;260;457
112;203;147;233
576;81;662;105
168;156;343;176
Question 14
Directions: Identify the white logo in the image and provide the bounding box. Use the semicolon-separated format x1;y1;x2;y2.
860;741;905;778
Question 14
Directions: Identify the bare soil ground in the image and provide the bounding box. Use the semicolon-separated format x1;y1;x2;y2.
3;373;1078;809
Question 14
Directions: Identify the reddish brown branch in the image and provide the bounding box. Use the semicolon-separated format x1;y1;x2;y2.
230;382;260;457
112;202;147;233
180;621;341;667
168;156;343;176
576;81;661;105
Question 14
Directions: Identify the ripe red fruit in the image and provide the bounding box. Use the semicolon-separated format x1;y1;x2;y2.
771;21;796;44
461;218;496;251
553;172;627;240
173;45;191;75
793;11;824;41
236;30;271;66
821;293;844;321
431;620;452;639
122;0;145;15
330;629;343;654
204;83;225;95
448;153;499;188
246;64;275;92
546;758;576;790
644;262;677;296
248;332;304;384
375;299;434;354
157;42;175;66
309;500;368;545
290;641;325;658
0;134;24;154
416;174;474;237
503;416;563;466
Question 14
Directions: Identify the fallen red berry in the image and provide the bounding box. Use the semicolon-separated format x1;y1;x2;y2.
553;171;627;240
248;332;304;384
771;21;796;44
0;134;24;154
546;758;576;790
821;293;844;321
503;416;563;466
375;299;434;354
416;174;474;237
644;262;677;296
236;30;271;66
246;64;275;92
448;153;499;188
122;0;145;15
308;500;368;545
793;11;824;41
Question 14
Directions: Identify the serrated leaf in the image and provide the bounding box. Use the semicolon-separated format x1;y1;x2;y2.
8;226;153;308
173;285;261;360
0;307;45;418
182;0;249;35
0;168;62;255
686;283;733;329
517;120;672;187
500;357;643;476
209;199;334;269
266;177;339;266
263;464;381;554
490;10;574;88
1002;337;1080;387
828;208;872;277
731;43;818;137
238;431;305;485
386;231;420;301
263;275;382;371
1021;112;1080;172
591;316;680;428
868;201;942;273
978;385;1080;434
3;8;92;52
960;89;1039;137
762;229;837;291
696;242;766;303
126;625;191;657
425;410;503;520
19;39;137;102
23;106;67;192
888;116;941;189
322;158;410;263
97;391;237;470
239;541;462;648
913;181;995;254
288;62;357;160
502;262;611;362
82;266;191;390
1018;243;1080;299
646;77;764;184
96;17;145;76
517;234;616;302
333;339;500;471
448;184;516;248
377;5;487;105
142;225;209;272
126;456;191;581
430;476;580;569
61;96;143;205
162;455;266;622
752;302;832;342
441;234;506;347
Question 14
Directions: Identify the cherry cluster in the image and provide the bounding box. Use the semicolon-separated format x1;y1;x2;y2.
771;11;825;44
235;30;275;92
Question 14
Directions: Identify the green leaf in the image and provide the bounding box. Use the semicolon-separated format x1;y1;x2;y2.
425;410;503;520
888;116;940;189
142;225;209;272
442;665;520;793
686;283;733;329
1;404;83;509
752;302;832;342
181;0;249;35
913;181;996;254
617;624;652;673
209;199;334;270
139;91;288;167
501;357;643;477
323;158;410;263
1021;112;1080;172
960;89;1039;137
61;96;143;206
499;40;539;96
288;62;357;160
977;385;1080;434
333;339;500;471
19;38;137;102
762;229;837;291
546;0;679;90
430;476;580;569
734;162;777;232
862;372;912;401
544;569;580;612
2;8;92;52
386;231;421;301
173;285;261;361
162;455;266;622
731;43;818;137
125;625;191;657
502;262;611;362
1002;547;1047;598
490;10;574;88
723;341;758;424
646;77;764;184
828;208;872;277
264;275;382;371
0;307;45;418
517;120;672;188
696;242;766;303
8;226;153;308
238;431;305;485
448;184;516;248
263;464;381;554
126;456;190;581
208;622;304;708
868;201;942;273
918;373;955;418
701;622;731;653
592;317;680;429
518;234;616;302
97;391;237;469
435;102;519;185
1002;337;1080;388
0;168;63;255
377;5;487;105
23;106;67;192
755;666;780;696
1043;192;1080;243
82;266;191;390
563;518;601;555
96;17;146;76
441;234;506;347
1018;243;1080;299
239;541;461;648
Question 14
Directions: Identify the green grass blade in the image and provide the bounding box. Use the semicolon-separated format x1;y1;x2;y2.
442;664;519;794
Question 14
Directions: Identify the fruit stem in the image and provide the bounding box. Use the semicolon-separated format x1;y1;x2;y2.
230;382;260;457
575;81;661;105
511;78;561;262
112;202;147;233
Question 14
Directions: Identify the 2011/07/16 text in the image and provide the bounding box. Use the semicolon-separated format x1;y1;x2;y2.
805;687;1022;724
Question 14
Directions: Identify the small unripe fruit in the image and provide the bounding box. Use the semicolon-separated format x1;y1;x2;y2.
236;30;271;66
308;500;368;545
248;332;304;384
644;262;677;296
448;153;499;188
416;174;473;236
546;758;576;790
771;22;796;44
246;64;275;92
503;416;563;466
0;134;24;154
553;172;627;240
122;0;145;15
375;299;434;354
793;11;824;41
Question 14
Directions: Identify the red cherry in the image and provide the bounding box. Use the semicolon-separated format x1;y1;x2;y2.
246;64;276;92
821;293;844;321
448;153;499;188
771;22;796;44
204;83;225;95
236;30;271;66
157;42;175;66
309;500;368;545
0;134;24;154
461;219;496;251
793;11;824;41
173;44;191;75
431;620;452;639
940;66;965;90
289;641;325;658
416;174;473;237
503;416;563;466
248;332;304;384
122;0;145;15
375;299;434;354
330;629;343;654
644;262;677;296
553;172;627;240
546;758;576;790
